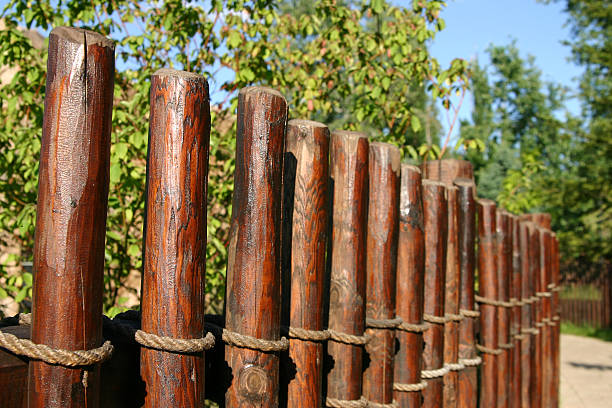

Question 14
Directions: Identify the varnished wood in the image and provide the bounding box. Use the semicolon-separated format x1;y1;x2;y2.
510;215;522;408
29;26;115;408
224;87;288;408
552;235;560;408
393;165;425;408
519;220;532;408
454;180;477;408
496;210;510;408
539;228;553;408
140;69;211;407
363;143;400;405
443;185;460;408
421;159;474;182
477;199;498;408
527;223;542;408
326;130;369;402
281;119;330;408
421;180;447;408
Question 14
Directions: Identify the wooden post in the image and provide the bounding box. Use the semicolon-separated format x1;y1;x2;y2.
540;229;553;408
477;199;498;408
443;185;461;408
224;87;287;408
140;69;210;407
519;220;532;408
281;119;330;408
455;179;478;408
326;130;369;404
551;234;560;408
363;142;400;405
393;165;426;408
421;159;474;181
510;215;522;408
528;223;542;408
29;27;115;408
495;210;511;408
421;180;447;408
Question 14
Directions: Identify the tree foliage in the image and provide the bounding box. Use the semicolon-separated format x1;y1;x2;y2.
0;0;468;315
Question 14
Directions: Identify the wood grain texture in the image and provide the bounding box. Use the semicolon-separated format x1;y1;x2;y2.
519;220;532;408
552;235;560;408
29;26;115;408
477;199;498;408
421;180;447;408
362;142;400;405
393;165;425;408
443;185;460;408
454;180;477;408
510;215;522;408
539;228;553;408
140;69;211;407
420;159;474;183
528;223;542;408
496;210;510;408
326;130;369;402
281;119;330;408
224;86;288;408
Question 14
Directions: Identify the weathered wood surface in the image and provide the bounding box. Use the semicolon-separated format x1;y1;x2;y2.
443;185;460;408
421;159;474;182
510;215;522;408
393;165;425;408
540;229;553;408
421;180;448;408
281;119;330;408
552;234;560;408
496;210;510;408
455;179;477;408
224;87;287;408
362;142;400;405
528;222;542;408
477;199;498;408
519;220;532;408
326;130;369;403
29;26;115;408
140;69;211;407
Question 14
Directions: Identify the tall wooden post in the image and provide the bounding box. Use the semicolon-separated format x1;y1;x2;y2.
540;229;553;408
455;180;478;408
528;223;542;408
496;210;511;408
510;215;522;408
421;180;448;408
29;27;115;408
421;159;474;181
393;165;426;407
224;87;287;408
363;143;400;405
477;199;498;408
551;234;560;408
443;185;461;408
282;119;330;408
140;69;211;407
326;130;369;405
519;220;533;408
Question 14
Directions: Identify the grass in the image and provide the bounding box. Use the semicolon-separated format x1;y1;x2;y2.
561;322;612;342
560;284;602;300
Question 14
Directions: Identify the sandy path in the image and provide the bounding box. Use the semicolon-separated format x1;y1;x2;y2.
560;334;612;407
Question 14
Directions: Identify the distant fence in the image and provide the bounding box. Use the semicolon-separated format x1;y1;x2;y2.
560;278;612;329
0;27;562;408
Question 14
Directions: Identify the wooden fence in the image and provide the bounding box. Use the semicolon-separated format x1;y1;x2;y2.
559;277;612;329
0;27;562;408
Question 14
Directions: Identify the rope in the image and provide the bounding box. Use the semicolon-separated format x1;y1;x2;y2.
551;286;562;292
423;314;448;324
499;342;514;350
445;313;463;322
421;365;450;379
222;329;289;351
535;322;546;328
397;321;429;333
474;295;514;308
366;317;402;330
287;326;331;342
553;316;561;321
0;313;113;368
393;380;428;392
546;320;557;327
521;327;540;335
460;309;480;318
513;333;527;341
366;400;398;408
459;356;482;367
326;396;368;408
536;291;552;298
445;362;465;371
135;330;215;353
476;344;502;355
328;329;369;346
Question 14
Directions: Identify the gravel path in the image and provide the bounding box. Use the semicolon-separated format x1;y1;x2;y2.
560;334;612;407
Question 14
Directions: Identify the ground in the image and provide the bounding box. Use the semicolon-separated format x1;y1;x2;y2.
561;334;612;407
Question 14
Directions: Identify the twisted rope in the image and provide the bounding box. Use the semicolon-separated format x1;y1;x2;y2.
535;291;552;298
135;330;215;353
326;396;368;408
366;317;402;330
460;309;480;318
474;295;514;308
513;333;527;341
553;316;561;321
393;380;428;392
328;329;369;346
476;344;502;355
445;362;465;371
423;314;448;324
459;356;482;367
521;327;540;335
286;326;331;342
222;329;289;351
535;322;546;328
421;365;450;379
499;342;514;350
397;321;429;333
445;313;463;322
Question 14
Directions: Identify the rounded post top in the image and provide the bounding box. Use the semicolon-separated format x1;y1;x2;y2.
288;119;328;128
51;26;114;49
153;68;207;82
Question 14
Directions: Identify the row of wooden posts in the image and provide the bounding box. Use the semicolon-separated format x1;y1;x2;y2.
0;27;562;407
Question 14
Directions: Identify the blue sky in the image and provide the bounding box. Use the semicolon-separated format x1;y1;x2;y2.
428;0;582;140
